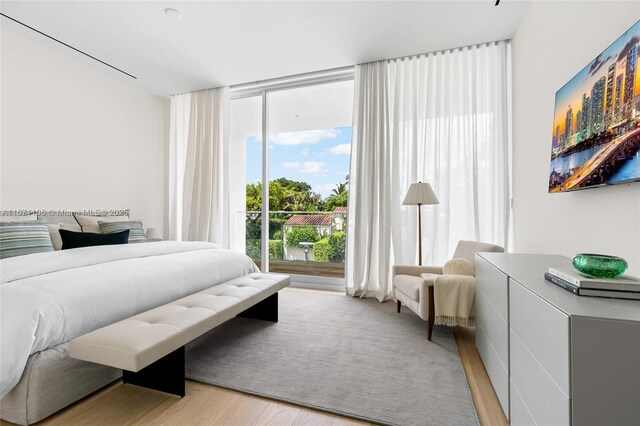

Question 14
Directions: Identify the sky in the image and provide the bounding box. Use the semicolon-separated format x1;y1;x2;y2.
553;20;640;135
246;126;352;198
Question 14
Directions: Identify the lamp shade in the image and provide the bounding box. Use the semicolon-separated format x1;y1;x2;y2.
146;227;162;242
402;182;439;205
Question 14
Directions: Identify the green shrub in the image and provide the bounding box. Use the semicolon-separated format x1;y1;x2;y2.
312;238;333;262
245;218;262;240
329;231;346;262
269;240;283;259
285;226;320;248
246;239;283;260
246;239;261;259
269;218;286;239
244;217;285;241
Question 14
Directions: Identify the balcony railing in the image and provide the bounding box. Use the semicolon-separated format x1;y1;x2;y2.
243;210;347;278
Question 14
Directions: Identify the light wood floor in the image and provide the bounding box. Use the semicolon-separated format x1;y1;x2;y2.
1;290;507;426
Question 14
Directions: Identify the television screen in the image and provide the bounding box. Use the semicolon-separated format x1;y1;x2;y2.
549;20;640;193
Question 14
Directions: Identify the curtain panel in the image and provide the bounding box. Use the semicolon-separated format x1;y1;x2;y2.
347;41;511;301
168;87;231;246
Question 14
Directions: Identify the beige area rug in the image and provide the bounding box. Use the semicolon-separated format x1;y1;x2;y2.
185;290;478;426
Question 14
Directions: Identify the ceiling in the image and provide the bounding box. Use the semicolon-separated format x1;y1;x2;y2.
0;1;531;96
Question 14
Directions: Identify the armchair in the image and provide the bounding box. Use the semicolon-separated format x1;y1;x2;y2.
393;240;504;340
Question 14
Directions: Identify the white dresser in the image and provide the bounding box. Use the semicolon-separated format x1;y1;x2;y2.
475;253;640;426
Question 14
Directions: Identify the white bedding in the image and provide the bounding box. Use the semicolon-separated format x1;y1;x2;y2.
0;241;259;398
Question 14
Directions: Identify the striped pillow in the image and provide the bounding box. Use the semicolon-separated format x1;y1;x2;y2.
98;220;147;243
0;220;54;259
74;214;129;233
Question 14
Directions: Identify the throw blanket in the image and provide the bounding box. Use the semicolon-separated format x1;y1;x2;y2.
0;241;258;398
421;273;476;327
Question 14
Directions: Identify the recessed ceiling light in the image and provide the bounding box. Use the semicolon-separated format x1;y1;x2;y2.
164;8;182;20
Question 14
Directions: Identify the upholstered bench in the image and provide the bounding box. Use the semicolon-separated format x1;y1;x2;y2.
69;273;290;396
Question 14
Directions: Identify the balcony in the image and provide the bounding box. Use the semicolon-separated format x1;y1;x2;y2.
244;210;347;278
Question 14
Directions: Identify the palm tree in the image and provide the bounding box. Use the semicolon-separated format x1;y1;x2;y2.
332;182;348;196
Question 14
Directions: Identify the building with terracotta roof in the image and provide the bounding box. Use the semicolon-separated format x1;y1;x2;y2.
282;208;348;261
284;215;333;228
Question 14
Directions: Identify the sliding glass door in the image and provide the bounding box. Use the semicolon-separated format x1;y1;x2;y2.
230;78;353;283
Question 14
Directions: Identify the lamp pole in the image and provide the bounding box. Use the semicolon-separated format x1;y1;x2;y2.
418;202;423;266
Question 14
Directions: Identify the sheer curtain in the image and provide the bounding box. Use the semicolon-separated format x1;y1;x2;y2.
346;41;511;301
168;87;231;246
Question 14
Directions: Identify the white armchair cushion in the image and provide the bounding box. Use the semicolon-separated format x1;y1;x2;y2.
394;275;421;301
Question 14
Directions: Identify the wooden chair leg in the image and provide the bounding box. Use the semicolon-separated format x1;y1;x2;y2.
397;300;401;313
427;285;435;341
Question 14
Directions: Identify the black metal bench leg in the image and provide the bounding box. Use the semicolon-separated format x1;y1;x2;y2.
237;292;278;322
122;346;185;397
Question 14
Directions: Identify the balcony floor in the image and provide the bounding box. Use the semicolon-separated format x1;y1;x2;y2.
253;259;345;278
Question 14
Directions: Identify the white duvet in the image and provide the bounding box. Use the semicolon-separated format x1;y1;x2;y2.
0;241;259;398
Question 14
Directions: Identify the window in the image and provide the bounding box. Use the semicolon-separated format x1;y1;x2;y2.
230;77;353;286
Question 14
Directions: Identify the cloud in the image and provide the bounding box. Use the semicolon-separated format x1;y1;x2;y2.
302;148;309;156
315;183;338;193
328;143;351;155
589;35;640;77
299;161;326;174
269;129;339;146
282;161;301;169
617;35;640;62
280;161;327;174
588;53;613;76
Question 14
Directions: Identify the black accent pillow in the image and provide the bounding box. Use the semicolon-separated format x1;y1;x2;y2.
60;229;130;250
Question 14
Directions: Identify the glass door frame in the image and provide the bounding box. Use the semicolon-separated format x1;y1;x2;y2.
230;67;354;288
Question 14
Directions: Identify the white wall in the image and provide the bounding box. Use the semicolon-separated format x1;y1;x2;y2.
0;26;168;234
512;2;640;275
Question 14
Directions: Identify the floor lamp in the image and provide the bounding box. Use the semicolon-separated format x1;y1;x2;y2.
402;182;439;266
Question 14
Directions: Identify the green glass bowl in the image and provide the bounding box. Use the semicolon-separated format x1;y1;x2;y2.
572;253;628;278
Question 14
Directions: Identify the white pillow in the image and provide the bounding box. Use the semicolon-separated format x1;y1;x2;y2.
74;214;129;234
443;257;475;277
48;223;82;250
0;214;37;222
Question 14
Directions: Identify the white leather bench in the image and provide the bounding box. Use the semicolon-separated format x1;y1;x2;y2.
69;272;290;396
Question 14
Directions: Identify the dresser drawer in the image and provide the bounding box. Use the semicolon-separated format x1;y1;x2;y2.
475;255;508;322
510;279;570;396
510;380;536;426
476;289;508;370
476;319;509;418
571;316;640;426
510;330;570;425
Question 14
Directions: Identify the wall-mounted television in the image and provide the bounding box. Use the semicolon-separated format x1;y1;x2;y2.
549;20;640;193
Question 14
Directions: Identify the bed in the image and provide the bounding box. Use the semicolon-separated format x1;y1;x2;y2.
0;241;259;425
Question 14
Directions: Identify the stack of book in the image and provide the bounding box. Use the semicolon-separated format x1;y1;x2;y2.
544;268;640;300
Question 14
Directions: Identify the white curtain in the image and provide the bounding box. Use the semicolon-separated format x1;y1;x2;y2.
346;41;511;301
168;93;189;241
168;87;231;246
